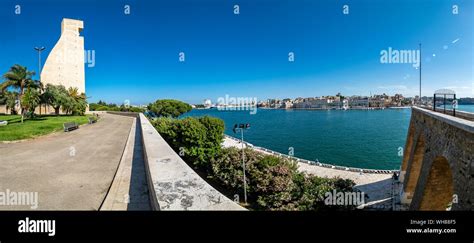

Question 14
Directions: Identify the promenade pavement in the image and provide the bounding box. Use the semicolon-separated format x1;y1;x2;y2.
0;113;134;210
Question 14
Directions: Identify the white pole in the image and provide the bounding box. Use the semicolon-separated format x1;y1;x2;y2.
38;50;42;77
419;43;422;105
241;128;247;204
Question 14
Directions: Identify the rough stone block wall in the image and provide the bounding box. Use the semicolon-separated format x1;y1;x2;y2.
402;107;473;210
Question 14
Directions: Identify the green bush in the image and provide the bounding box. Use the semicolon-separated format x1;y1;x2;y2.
152;116;224;168
211;147;355;210
196;116;225;162
90;100;144;112
288;173;356;211
210;147;263;191
152;116;177;143
211;148;296;209
21;87;40;115
148;99;192;118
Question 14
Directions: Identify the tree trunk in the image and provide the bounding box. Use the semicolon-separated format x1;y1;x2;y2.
18;93;23;123
55;107;60;115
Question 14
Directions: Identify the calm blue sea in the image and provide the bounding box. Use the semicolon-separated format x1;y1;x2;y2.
184;105;474;170
457;105;474;112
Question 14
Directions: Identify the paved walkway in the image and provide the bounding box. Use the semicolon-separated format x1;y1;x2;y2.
101;118;151;210
0;113;134;210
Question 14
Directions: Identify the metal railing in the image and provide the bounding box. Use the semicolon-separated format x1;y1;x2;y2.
224;135;397;174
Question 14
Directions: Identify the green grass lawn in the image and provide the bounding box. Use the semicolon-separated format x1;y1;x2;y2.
0;115;92;141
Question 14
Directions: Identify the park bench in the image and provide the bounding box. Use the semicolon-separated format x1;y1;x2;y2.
88;116;98;124
63;122;79;132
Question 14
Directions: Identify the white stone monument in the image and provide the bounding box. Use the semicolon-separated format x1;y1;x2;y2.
41;18;85;94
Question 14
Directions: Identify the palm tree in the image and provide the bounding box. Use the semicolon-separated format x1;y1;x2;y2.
5;91;19;114
68;87;87;115
37;82;45;115
64;87;87;115
3;91;19;114
21;88;40;117
68;87;79;99
0;65;41;122
43;84;68;115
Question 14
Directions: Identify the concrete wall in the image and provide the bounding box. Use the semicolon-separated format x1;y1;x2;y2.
41;18;85;94
400;107;474;210
139;113;245;210
0;105;11;114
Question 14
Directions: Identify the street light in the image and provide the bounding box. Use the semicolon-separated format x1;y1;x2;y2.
34;47;45;77
34;47;45;114
233;123;250;204
418;43;422;105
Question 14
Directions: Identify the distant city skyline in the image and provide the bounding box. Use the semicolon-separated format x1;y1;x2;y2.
0;0;472;105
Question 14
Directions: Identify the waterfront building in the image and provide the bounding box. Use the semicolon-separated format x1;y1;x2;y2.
203;99;212;108
257;100;268;108
267;99;281;108
342;99;349;110
293;97;304;104
294;97;313;109
369;95;385;108
349;96;369;108
391;94;404;107
281;98;294;109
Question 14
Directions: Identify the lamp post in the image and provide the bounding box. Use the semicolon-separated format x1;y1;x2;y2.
233;123;250;204
34;47;45;78
34;46;45;114
418;43;422;105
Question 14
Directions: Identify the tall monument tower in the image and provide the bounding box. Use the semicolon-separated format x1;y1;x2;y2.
41;18;85;94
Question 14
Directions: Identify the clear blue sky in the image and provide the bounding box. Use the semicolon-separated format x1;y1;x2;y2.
0;0;472;105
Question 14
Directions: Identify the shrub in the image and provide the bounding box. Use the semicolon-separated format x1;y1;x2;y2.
210;147;263;191
148;99;192;118
153;115;224;168
288;173;355;211
174;117;207;164
211;147;356;210
211;148;297;209
21;88;40;115
196;116;224;162
251;156;298;209
152;117;177;143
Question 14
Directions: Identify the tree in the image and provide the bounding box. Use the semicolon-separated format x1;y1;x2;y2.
61;96;75;115
43;84;68;115
152;116;224;168
21;88;40;117
148;99;192;118
65;87;87;115
0;64;40;122
6;92;18;114
0;92;5;105
0;91;18;114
